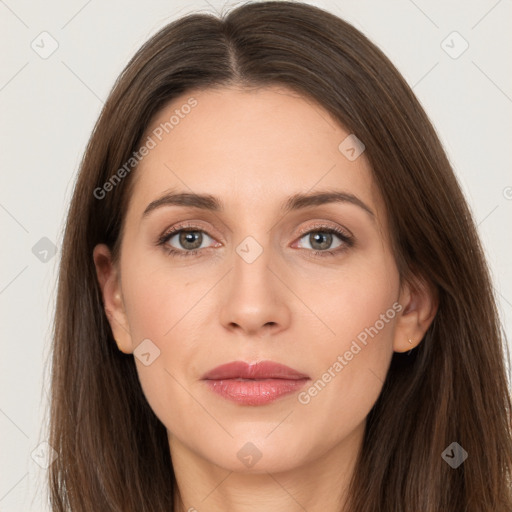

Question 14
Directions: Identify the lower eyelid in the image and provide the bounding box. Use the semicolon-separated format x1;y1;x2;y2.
159;226;352;256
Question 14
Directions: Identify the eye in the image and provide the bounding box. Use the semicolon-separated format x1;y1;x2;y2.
156;223;354;259
294;225;354;257
157;225;219;258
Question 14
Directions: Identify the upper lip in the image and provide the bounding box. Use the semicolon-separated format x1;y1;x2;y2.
202;360;309;380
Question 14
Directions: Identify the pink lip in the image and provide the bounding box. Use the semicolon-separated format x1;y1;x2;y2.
202;361;310;406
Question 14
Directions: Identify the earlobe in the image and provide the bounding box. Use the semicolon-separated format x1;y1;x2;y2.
393;276;438;353
92;244;133;354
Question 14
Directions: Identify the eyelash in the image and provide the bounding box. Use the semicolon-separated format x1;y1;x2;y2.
156;223;354;259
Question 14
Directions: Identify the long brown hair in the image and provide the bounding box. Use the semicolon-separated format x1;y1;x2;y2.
48;1;512;510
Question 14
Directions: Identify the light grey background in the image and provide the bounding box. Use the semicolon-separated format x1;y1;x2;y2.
1;0;511;509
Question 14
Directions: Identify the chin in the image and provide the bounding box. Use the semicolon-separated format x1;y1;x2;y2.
197;434;312;474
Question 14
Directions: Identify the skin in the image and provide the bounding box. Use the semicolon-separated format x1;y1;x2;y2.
94;85;437;512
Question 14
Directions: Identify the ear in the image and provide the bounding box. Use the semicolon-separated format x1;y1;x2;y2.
393;275;438;353
92;243;133;354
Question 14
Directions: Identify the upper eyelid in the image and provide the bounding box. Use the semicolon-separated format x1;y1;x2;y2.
296;222;352;237
161;221;218;238
162;221;347;235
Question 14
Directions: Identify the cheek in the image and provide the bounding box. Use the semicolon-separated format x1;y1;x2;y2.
119;255;209;429
291;251;399;438
292;243;399;347
121;253;197;342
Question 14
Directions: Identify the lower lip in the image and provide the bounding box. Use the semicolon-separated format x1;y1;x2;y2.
204;378;309;405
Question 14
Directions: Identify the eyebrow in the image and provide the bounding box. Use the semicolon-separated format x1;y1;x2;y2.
142;189;374;219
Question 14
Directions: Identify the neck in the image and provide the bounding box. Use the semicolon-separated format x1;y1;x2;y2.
169;421;364;512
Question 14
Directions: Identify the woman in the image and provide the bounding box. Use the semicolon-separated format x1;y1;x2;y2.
48;1;512;510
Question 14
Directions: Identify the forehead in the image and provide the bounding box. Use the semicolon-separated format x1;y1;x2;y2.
126;85;381;221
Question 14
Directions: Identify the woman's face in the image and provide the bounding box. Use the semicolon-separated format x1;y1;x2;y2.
95;85;418;474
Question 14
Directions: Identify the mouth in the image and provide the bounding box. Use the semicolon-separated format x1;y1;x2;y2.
201;360;310;406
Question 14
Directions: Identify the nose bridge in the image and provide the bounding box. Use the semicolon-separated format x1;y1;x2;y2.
231;232;275;302
218;231;291;335
229;210;274;284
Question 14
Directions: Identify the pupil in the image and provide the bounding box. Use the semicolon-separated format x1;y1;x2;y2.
180;231;202;250
311;232;332;250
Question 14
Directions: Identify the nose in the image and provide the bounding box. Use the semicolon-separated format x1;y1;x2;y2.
218;242;291;338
